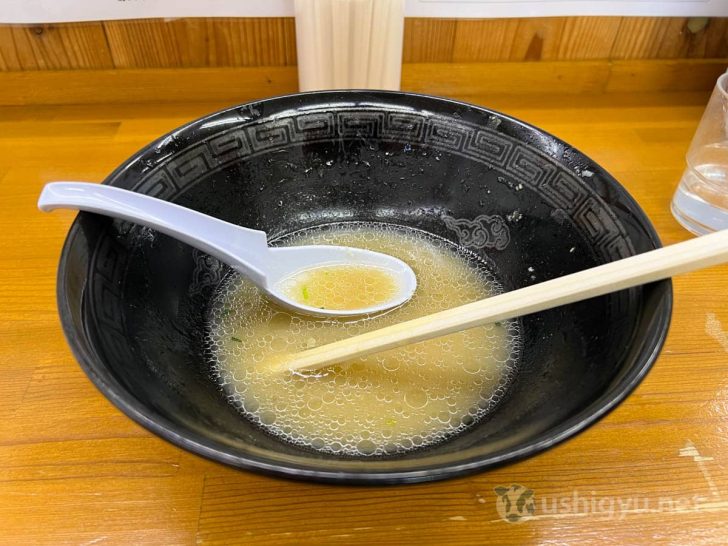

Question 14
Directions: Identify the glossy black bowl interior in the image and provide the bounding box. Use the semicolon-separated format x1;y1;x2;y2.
56;91;671;484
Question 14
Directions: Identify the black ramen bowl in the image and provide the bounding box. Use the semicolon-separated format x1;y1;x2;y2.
55;91;671;484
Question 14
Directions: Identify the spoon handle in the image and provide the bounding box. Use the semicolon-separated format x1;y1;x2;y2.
38;182;271;287
284;229;728;372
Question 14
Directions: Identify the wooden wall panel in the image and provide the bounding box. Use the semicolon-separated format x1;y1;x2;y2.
103;18;296;68
103;19;204;68
611;18;671;59
701;18;728;58
507;17;567;61
0;17;726;71
0;28;22;70
452;19;519;62
557;17;622;59
452;17;624;62
402;19;457;63
612;17;728;59
0;23;112;70
205;18;297;66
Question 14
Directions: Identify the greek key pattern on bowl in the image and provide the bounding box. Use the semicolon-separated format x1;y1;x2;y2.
124;107;633;261
88;235;136;368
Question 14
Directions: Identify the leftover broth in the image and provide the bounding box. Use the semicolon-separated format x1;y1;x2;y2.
207;223;519;456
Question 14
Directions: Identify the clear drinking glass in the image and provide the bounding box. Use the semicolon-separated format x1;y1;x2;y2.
672;72;728;235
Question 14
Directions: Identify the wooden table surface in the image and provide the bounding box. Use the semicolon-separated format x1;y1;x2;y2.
1;91;727;545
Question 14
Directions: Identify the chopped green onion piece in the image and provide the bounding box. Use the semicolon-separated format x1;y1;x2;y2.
231;336;242;343
302;286;309;300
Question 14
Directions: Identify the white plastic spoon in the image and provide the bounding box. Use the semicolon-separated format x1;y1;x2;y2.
38;182;417;317
280;228;728;372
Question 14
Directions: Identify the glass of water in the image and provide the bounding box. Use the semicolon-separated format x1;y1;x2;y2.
672;71;728;235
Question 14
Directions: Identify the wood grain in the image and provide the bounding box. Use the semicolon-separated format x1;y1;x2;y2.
606;59;728;93
0;27;24;70
616;18;695;59
0;66;299;106
557;16;622;59
0;23;112;70
103;18;297;68
0;17;727;71
453;17;625;62
206;18;297;66
402;18;457;63
0;59;724;106
103;18;203;68
401;60;610;96
508;17;567;61
452;19;520;62
2;88;728;545
612;17;728;59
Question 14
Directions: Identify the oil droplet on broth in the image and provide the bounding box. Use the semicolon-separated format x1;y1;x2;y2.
206;223;520;457
278;264;399;310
